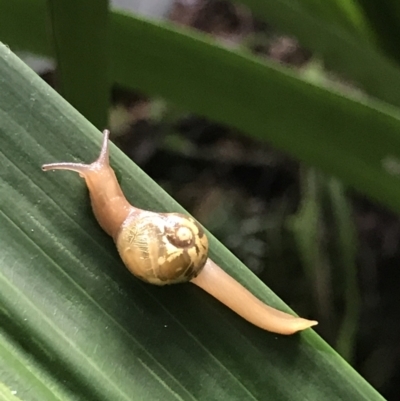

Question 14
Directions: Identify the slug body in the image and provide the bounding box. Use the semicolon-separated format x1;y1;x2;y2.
42;130;317;335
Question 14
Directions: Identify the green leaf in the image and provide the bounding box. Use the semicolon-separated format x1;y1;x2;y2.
105;13;400;216
288;170;360;362
355;1;400;65
328;178;360;362
0;329;75;401
0;0;52;56
3;3;400;216
0;40;385;400
278;0;374;41
46;0;109;128
236;0;400;107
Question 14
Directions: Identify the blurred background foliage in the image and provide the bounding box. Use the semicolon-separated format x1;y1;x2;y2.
108;2;399;397
1;0;400;399
114;2;400;397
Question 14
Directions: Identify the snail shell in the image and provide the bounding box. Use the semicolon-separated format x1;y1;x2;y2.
116;212;208;285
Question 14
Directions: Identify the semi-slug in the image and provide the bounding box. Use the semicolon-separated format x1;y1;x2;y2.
42;130;317;335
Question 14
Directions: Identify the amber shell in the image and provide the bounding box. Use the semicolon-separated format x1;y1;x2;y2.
115;211;209;285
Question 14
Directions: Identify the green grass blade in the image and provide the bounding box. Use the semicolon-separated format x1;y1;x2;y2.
236;0;400;107
328;178;360;362
327;0;373;39
287;171;361;362
0;43;386;400
46;0;109;128
286;0;374;41
356;1;400;66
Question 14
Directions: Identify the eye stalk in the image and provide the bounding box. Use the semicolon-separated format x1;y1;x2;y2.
42;130;317;335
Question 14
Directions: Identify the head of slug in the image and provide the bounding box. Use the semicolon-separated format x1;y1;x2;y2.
115;212;209;285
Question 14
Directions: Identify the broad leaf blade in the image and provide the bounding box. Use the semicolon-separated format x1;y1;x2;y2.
0;43;385;400
0;329;75;401
46;0;109;128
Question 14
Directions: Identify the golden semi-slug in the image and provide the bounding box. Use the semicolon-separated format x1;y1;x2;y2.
42;130;317;335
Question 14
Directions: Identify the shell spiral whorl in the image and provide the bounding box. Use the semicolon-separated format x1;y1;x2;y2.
115;212;209;285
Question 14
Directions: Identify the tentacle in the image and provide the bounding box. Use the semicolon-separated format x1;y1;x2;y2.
42;130;110;176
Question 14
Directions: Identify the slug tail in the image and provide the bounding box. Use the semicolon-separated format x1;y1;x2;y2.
191;259;318;335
